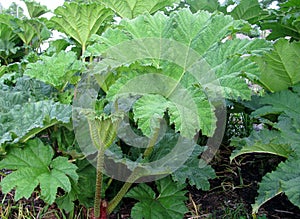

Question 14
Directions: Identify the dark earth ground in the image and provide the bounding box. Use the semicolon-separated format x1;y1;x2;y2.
1;143;300;218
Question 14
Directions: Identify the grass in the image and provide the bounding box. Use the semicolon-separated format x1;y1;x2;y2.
0;194;90;219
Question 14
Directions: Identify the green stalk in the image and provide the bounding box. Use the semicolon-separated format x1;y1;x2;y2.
107;127;161;214
94;147;105;218
107;170;141;214
143;127;160;158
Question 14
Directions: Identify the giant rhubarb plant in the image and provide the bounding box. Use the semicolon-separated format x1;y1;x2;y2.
76;8;272;218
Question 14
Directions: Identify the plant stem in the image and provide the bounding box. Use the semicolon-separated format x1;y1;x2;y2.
107;170;141;214
143;127;160;158
94;147;105;218
107;127;161;214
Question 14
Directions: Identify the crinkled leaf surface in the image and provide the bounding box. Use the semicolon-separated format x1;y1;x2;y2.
253;156;300;213
87;9;271;139
187;0;269;25
49;2;113;52
230;0;269;24
257;39;300;92
24;51;84;90
232;84;300;213
172;146;216;191
230;129;293;161
260;0;300;40
0;100;71;147
24;0;49;18
133;94;169;137
186;0;223;13
252;85;300;119
125;176;188;219
100;0;180;18
0;139;78;204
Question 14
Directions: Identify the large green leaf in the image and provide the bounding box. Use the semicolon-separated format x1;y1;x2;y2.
252;156;300;214
24;0;49;18
230;129;293;161
24;51;84;91
0;139;78;204
100;0;180;19
9;18;47;46
187;0;269;25
230;0;269;25
49;2;113;53
87;9;271;139
232;84;300;214
252;86;300;119
186;0;223;13
257;39;300;92
260;0;300;40
125;176;188;219
0;100;72;147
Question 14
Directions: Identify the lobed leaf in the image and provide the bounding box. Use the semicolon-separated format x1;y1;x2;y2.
0;139;78;204
230;129;293;161
0;100;72;147
253;156;300;214
257;39;300;92
125;176;188;219
24;51;84;90
49;2;113;52
172;146;216;191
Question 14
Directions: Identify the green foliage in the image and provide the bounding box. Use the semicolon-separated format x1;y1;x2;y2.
172;146;216;191
186;0;269;25
11;18;50;48
24;51;84;91
261;0;300;40
24;0;49;18
49;2;113;54
0;99;72;149
229;0;269;25
230;129;293;160
125;176;188;219
0;139;78;204
232;84;300;214
186;0;224;13
88;9;271;139
1;0;299;217
100;0;180;18
0;15;23;64
253;156;300;213
88;115;120;149
257;39;300;92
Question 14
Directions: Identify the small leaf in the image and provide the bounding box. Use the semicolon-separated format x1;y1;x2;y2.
126;176;188;219
133;94;169;137
24;0;49;18
172;146;216;191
